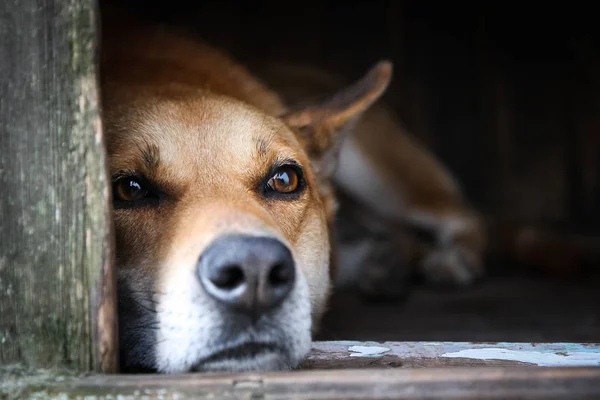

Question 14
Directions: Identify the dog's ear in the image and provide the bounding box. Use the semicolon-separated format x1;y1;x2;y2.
281;60;392;178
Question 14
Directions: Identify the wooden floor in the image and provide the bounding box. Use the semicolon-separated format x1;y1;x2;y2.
317;272;600;343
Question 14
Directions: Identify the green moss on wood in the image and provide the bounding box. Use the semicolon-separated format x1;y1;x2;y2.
0;0;114;373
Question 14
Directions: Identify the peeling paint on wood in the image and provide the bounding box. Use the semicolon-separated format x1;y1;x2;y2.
348;345;391;357
440;347;600;367
301;341;600;369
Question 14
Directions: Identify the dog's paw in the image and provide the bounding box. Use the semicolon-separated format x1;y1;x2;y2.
419;246;483;287
358;263;411;302
357;240;412;302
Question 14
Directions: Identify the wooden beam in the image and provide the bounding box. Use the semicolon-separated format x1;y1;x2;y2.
4;366;600;399
0;0;117;373
301;341;600;369
2;341;599;398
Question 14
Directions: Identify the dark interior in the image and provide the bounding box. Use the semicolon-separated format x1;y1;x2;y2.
104;0;600;343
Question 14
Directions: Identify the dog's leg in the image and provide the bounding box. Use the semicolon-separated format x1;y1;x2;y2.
333;188;413;300
356;232;414;300
404;208;486;286
341;102;488;287
333;121;487;287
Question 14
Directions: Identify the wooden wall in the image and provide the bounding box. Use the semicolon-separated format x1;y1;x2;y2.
116;0;600;233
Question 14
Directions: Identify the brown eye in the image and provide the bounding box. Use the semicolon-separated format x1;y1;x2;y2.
267;166;300;194
114;177;149;202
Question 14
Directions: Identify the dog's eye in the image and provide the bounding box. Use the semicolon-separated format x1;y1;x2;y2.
113;177;149;202
266;166;300;194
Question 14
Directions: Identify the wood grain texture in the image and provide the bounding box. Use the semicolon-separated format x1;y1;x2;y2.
4;366;600;399
0;0;117;372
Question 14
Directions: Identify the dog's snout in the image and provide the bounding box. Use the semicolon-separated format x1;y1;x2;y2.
198;235;296;315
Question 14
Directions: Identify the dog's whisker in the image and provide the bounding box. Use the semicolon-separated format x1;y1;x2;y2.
128;289;165;299
130;298;158;314
129;323;161;331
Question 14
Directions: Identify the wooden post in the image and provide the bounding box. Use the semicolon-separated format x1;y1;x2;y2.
0;0;117;373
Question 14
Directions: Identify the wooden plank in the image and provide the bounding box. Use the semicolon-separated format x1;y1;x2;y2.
4;366;600;399
0;0;117;373
2;342;599;398
301;341;600;369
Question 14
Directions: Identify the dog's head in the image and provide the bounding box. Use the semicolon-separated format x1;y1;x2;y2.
102;61;391;373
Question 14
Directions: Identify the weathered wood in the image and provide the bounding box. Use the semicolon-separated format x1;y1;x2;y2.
0;0;117;372
2;366;600;399
2;342;599;398
301;341;600;369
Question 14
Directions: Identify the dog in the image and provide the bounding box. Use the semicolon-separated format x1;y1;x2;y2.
100;8;391;373
100;4;597;374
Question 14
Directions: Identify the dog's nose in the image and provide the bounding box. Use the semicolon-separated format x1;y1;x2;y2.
198;235;296;315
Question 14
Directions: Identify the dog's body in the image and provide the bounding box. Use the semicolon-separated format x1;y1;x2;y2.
254;64;488;296
253;63;600;295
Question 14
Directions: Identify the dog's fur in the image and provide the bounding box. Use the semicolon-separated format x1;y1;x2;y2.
100;9;391;373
